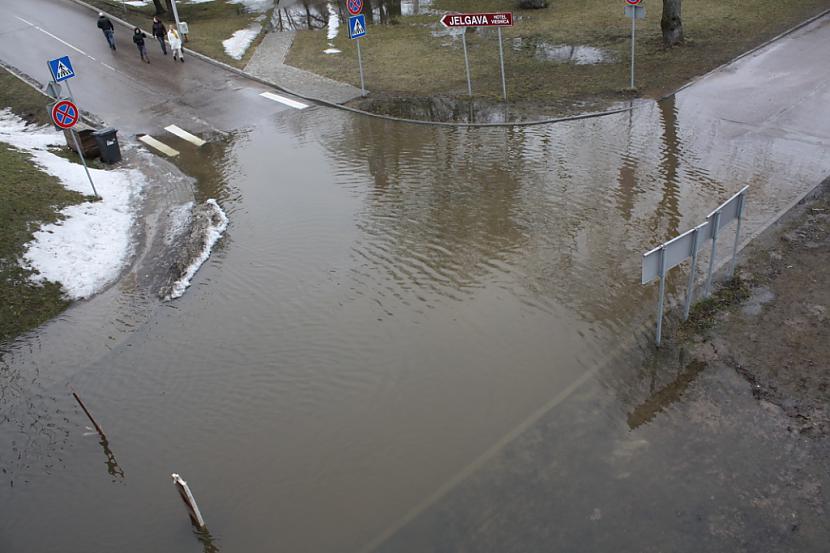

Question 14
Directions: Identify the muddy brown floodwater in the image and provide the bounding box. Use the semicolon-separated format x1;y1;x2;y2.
2;15;830;553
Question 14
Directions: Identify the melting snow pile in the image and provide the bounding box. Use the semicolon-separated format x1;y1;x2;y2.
223;24;261;60
165;199;228;300
0;109;145;300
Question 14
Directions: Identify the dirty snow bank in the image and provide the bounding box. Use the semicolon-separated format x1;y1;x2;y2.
223;24;261;60
165;199;228;300
0;109;144;300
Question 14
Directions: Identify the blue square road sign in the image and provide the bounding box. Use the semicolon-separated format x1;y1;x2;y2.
349;14;366;40
48;56;75;82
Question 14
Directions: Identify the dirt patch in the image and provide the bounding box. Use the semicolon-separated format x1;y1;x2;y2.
657;178;830;439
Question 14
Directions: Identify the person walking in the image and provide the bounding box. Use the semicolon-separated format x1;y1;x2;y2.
97;12;116;51
133;28;150;63
167;27;184;63
152;17;167;56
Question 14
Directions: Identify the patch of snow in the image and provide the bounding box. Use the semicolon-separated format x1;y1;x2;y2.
0;109;144;300
167;199;228;300
326;2;339;40
124;0;149;6
226;0;273;13
323;48;341;54
223;24;261;60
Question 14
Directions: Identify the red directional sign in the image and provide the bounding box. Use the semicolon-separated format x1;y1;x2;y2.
347;0;363;16
440;12;513;28
625;0;643;5
51;99;79;129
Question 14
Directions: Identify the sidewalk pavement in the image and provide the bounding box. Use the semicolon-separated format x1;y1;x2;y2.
245;30;363;105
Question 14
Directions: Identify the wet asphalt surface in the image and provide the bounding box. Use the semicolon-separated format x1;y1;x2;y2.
1;1;830;552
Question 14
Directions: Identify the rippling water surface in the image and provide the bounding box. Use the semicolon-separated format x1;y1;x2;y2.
2;25;830;552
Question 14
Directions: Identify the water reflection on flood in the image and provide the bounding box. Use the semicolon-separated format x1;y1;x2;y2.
2;29;830;553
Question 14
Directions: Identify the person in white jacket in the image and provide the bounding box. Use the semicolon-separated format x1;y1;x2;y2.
167;28;184;62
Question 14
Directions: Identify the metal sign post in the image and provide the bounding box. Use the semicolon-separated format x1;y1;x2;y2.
655;247;667;346
730;194;745;277
440;12;513;100
47;57;99;200
461;32;472;97
642;186;749;346
349;13;367;96
497;27;507;101
624;0;645;89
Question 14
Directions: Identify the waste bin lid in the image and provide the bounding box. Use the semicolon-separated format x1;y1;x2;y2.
92;127;118;136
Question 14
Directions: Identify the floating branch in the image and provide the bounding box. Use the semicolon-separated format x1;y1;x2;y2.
71;389;107;441
172;473;206;529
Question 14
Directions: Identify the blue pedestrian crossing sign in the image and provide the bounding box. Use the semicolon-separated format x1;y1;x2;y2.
349;14;366;40
48;56;76;82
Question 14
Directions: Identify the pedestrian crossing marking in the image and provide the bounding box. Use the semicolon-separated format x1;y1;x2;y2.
139;135;180;157
165;125;206;146
55;61;73;80
260;92;309;110
353;19;364;35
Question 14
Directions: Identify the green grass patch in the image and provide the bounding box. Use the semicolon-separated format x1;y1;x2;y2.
680;276;752;336
0;142;87;345
0;71;53;126
287;0;830;117
85;0;266;68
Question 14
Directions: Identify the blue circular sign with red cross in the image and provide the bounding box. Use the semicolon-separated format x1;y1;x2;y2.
51;99;79;129
347;0;363;16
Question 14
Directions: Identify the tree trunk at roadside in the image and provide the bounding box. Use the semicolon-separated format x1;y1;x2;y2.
152;0;165;15
661;0;683;47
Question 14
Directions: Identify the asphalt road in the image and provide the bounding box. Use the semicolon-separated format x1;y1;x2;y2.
0;0;311;139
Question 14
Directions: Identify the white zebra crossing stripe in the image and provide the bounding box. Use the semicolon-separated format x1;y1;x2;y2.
139;135;180;157
165;125;206;146
260;92;309;110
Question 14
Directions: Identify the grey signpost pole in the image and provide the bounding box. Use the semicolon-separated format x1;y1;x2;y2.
730;193;745;277
683;226;701;320
630;11;636;89
461;32;472;97
170;0;182;37
655;246;667;347
705;210;722;297
356;38;366;97
63;80;99;199
497;27;507;101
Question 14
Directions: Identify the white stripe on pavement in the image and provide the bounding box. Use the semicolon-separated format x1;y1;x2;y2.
14;16;95;61
165;125;206;146
260;92;309;110
139;135;180;157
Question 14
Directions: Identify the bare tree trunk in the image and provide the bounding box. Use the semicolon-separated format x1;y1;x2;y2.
661;0;683;47
152;0;166;15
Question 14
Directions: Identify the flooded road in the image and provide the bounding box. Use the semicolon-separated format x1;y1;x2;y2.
2;12;830;553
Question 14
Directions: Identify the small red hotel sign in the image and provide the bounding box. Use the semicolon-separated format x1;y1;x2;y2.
440;12;514;28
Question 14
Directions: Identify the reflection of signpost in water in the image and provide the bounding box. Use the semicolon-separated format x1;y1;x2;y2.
625;0;645;89
47;56;99;199
440;12;513;101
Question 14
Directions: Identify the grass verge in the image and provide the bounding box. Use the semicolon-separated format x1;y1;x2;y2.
83;0;267;68
287;0;830;118
0;71;87;346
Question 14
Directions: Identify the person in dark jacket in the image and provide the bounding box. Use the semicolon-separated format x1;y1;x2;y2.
97;13;116;51
152;17;167;55
132;28;150;63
